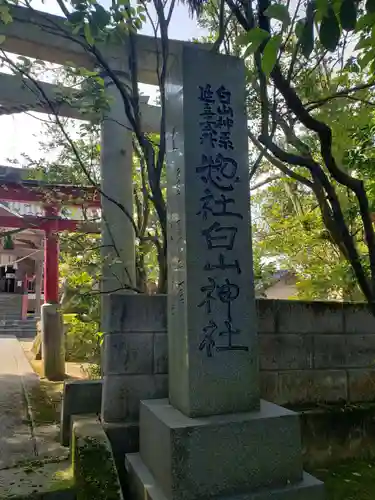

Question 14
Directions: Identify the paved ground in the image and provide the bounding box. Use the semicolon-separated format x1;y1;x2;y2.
0;335;68;470
0;335;38;469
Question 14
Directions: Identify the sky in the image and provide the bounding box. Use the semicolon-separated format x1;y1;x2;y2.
0;0;207;166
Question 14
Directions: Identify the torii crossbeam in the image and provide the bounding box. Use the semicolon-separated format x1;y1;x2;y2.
0;180;101;304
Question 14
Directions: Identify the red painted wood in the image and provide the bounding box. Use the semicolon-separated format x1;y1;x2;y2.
0;181;101;306
21;277;28;320
0;181;100;206
0;215;99;232
44;207;59;304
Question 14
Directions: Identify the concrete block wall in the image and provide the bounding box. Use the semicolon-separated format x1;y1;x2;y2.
103;294;375;410
257;300;375;405
101;294;168;423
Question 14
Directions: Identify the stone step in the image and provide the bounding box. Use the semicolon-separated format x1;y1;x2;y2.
0;323;36;329
0;326;36;328
126;454;324;500
0;327;36;331
0;325;30;329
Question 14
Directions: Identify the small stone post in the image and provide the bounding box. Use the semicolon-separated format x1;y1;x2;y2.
125;46;324;500
41;302;65;380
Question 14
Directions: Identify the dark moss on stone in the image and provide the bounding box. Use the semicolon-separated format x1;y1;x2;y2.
72;417;123;500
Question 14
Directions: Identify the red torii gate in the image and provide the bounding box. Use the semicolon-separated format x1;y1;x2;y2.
0;180;101;306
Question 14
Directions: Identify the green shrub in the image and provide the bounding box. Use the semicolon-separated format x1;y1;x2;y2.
65;317;101;364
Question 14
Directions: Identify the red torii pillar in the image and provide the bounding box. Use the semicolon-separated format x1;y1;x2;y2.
44;206;59;304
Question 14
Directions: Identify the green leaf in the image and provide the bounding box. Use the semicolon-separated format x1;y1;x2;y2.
0;6;12;25
84;23;94;45
236;27;269;47
315;0;329;21
296;17;314;58
0;35;6;45
369;55;375;73
356;12;375;31
354;36;372;50
298;0;315;58
295;18;305;39
264;4;291;28
319;7;341;51
340;0;357;30
91;4;111;30
366;0;375;14
261;34;282;78
359;49;374;69
238;27;270;57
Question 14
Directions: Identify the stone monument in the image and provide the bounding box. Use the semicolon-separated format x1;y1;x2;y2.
125;46;324;499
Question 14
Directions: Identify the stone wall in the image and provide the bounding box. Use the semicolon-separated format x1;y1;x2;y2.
257;299;375;405
104;295;375;408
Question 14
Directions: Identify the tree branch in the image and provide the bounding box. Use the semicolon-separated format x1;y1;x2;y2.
251;175;282;190
305;81;375;111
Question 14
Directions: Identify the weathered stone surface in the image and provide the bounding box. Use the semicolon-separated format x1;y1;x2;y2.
139;399;303;500
154;333;168;374
260;334;313;370
348;369;375;402
126;455;324;500
278;370;347;405
104;421;140;456
72;415;123;500
313;335;346;369
102;294;168;424
276;300;343;334
103;293;167;334
314;334;375;368
41;303;65;381
257;299;275;334
103;333;153;376
260;372;279;402
300;403;375;467
167;44;258;418
344;303;375;334
101;374;168;423
60;380;102;446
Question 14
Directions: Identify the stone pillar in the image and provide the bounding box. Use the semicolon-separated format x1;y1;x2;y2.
41;302;65;380
100;69;136;296
125;46;324;500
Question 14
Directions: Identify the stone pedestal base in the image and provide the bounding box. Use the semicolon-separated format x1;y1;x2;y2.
125;399;324;500
41;303;65;381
